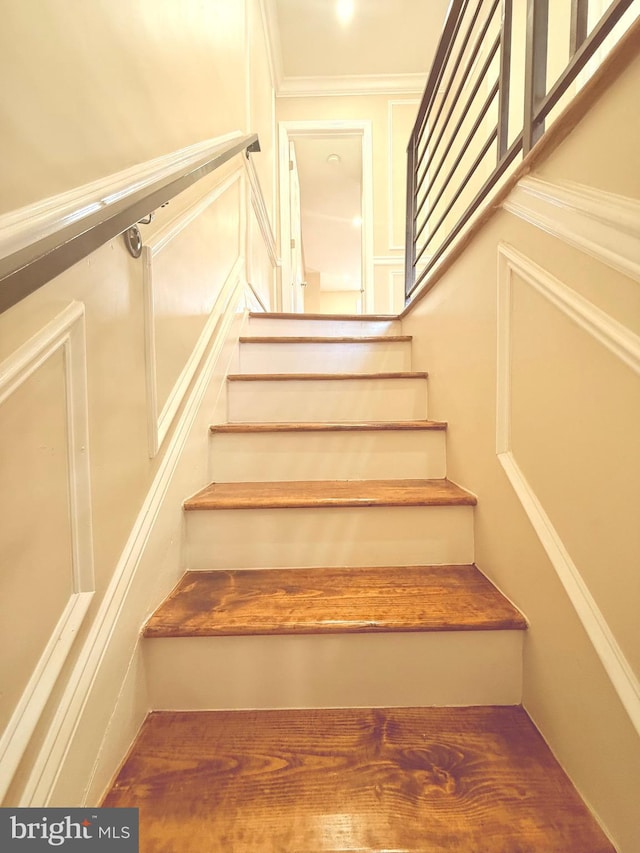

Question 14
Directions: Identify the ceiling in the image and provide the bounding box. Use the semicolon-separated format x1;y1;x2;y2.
266;0;450;96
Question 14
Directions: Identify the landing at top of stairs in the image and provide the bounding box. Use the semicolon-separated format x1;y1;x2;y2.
249;311;399;321
239;334;411;343
210;419;447;433
184;478;477;511
143;564;527;638
227;370;427;381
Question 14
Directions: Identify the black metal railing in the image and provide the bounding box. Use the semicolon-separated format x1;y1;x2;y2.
0;133;260;314
405;0;636;301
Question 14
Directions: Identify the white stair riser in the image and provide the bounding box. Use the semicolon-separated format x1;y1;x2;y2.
144;630;523;709
247;317;402;337
186;505;474;569
227;377;428;422
239;341;412;375
209;429;447;481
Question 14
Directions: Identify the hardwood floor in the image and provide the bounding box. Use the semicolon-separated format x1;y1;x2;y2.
103;706;615;852
184;478;477;511
143;565;527;638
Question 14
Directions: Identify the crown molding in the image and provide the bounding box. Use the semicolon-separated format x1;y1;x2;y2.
277;72;428;98
260;0;426;98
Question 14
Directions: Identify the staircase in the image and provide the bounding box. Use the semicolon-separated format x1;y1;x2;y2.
103;312;615;852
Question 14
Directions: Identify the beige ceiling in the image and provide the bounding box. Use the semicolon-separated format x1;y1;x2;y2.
269;0;450;93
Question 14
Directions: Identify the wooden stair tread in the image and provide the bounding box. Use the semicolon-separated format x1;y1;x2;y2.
239;335;411;343
249;311;398;321
144;564;527;637
103;706;614;852
210;419;447;433
184;478;477;511
228;370;427;381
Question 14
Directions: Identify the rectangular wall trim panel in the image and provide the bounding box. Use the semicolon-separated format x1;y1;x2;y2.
0;302;95;802
388;99;420;251
496;243;640;737
19;282;248;807
143;171;245;456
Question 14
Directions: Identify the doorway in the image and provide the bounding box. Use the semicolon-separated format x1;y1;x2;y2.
278;120;374;314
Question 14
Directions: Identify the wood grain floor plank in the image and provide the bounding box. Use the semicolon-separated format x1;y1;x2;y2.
143;565;527;637
183;478;477;511
102;707;615;852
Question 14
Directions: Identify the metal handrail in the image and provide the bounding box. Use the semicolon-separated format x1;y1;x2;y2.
405;0;636;302
0;133;260;314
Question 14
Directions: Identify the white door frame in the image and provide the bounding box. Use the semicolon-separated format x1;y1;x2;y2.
278;120;375;313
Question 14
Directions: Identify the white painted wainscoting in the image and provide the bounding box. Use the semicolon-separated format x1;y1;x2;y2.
496;242;640;737
0;303;95;802
21;285;247;809
0;129;276;806
142;169;246;456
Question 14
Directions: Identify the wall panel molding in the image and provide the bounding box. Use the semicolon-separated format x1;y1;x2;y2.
20;282;247;807
143;171;244;456
244;156;280;269
0;302;95;801
373;258;404;312
390;269;405;315
504;176;640;282
387;99;420;251
496;243;640;736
